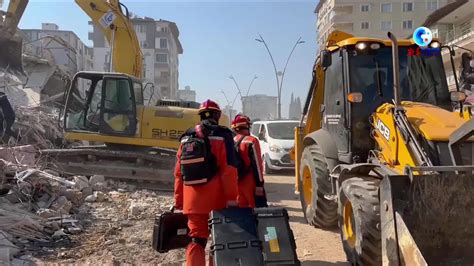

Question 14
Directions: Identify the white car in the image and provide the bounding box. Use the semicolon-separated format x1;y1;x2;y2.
251;120;298;174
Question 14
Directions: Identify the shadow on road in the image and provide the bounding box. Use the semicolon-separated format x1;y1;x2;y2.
301;261;349;266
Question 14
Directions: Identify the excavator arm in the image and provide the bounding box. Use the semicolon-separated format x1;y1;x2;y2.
75;0;142;78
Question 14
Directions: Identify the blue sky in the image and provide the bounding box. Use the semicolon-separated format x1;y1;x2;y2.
13;0;318;116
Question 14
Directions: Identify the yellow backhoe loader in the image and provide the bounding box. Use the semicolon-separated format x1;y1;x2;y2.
294;30;474;265
1;0;228;187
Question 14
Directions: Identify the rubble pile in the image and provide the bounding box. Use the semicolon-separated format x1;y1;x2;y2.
14;106;64;149
0;146;184;265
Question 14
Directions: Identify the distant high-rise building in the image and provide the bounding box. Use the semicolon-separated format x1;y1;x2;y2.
21;23;93;75
222;105;237;123
315;0;450;49
89;16;183;102
242;94;278;121
177;85;196;102
289;93;302;119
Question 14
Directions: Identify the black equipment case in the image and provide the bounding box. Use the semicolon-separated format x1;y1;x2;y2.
152;210;191;253
209;208;264;266
255;207;300;265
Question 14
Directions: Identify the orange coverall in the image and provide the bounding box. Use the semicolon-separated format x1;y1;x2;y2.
234;132;265;208
174;126;238;266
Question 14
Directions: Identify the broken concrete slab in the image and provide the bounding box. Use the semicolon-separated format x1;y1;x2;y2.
84;194;97;203
50;196;72;214
73;176;89;191
89;175;105;186
60;189;83;206
94;191;107;202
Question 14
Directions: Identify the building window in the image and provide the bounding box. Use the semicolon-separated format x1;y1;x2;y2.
381;21;392;30
381;3;392;12
361;22;369;29
402;20;413;29
160;71;170;78
160;38;168;49
134;25;145;33
403;2;414;12
140;40;147;48
156;53;168;63
361;4;370;12
427;1;438;11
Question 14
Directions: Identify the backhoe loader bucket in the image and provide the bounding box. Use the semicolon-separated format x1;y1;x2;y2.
0;36;25;76
380;172;474;266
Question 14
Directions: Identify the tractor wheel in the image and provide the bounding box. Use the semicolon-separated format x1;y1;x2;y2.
338;176;381;266
299;144;338;228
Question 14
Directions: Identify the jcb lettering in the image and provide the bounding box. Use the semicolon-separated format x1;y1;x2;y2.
376;120;390;140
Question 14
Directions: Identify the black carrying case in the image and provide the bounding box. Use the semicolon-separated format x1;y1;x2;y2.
152;211;191;253
209;207;264;266
255;207;300;265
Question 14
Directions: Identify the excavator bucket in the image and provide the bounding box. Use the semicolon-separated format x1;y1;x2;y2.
0;0;29;77
0;36;25;76
381;119;474;265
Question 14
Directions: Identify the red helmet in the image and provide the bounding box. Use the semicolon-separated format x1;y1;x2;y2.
231;114;251;129
198;99;221;114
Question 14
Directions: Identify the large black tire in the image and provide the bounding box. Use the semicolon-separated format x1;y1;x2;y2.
298;144;338;228
338;176;381;266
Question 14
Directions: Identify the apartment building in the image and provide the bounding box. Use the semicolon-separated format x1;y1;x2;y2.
22;23;93;75
89;16;183;101
242;94;278;121
424;0;474;90
315;0;451;49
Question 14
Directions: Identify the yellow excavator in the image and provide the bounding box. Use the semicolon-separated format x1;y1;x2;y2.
294;30;474;265
2;0;228;186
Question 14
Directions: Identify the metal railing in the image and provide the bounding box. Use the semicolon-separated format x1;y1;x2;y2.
437;24;473;45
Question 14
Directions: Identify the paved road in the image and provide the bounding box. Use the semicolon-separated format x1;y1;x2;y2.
264;172;349;266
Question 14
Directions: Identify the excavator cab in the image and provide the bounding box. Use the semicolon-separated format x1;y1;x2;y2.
64;71;139;137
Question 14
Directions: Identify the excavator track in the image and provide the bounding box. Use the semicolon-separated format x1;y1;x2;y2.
40;146;177;191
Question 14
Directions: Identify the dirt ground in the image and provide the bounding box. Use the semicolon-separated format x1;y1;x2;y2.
265;173;348;266
20;173;347;266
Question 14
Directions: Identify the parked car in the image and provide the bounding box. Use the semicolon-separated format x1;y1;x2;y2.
251;120;298;174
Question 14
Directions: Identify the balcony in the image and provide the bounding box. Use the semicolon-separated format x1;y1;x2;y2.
438;24;474;46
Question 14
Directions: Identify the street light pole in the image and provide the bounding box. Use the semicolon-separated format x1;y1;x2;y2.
229;75;258;115
256;34;304;119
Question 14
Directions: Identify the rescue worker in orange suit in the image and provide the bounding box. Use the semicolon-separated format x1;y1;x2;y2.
174;99;238;266
231;114;268;208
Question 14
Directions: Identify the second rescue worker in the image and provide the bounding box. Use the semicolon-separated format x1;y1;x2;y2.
232;114;268;208
173;99;238;266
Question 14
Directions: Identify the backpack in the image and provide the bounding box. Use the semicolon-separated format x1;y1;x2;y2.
180;124;217;185
234;135;251;180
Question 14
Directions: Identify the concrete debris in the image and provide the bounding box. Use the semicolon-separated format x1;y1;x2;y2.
94;191;107;202
84;194;97;203
0;148;178;264
82;186;93;197
89;175;105;186
36;208;59;219
0;231;20;260
60;189;83;206
128;202;150;217
73;176;89;191
50;196;72;214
